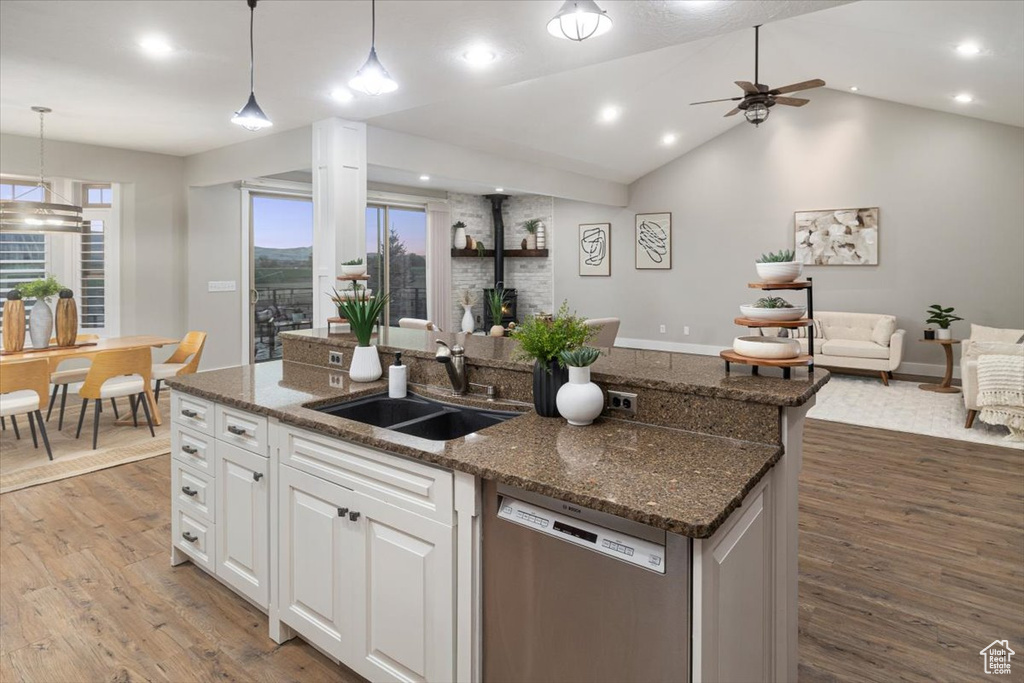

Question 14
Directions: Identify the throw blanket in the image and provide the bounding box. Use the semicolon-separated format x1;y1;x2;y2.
977;353;1024;441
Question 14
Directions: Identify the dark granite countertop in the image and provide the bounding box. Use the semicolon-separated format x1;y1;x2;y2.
167;361;785;538
283;327;828;407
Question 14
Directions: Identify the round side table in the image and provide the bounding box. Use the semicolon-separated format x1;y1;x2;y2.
918;338;961;393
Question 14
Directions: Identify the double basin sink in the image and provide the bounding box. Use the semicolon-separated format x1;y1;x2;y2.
316;393;520;441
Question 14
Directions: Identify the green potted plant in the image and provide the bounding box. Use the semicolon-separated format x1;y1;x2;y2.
341;257;365;277
511;301;593;417
15;275;64;349
739;295;806;322
452;220;467;249
485;287;507;337
755;249;802;284
555;346;603;426
522;218;541;250
332;283;390;381
925;304;963;341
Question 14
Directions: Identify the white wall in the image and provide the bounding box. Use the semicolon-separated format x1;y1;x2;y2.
0;133;187;344
553;89;1024;371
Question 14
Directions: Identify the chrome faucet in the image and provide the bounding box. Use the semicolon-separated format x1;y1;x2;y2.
435;340;468;395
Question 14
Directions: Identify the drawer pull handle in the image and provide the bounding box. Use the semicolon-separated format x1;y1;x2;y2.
227;425;248;436
180;409;198;418
181;444;199;455
349;511;361;522
337;507;349;517
253;472;264;482
181;486;198;497
182;531;198;543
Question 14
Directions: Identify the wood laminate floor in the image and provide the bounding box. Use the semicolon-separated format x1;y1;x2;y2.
0;421;1020;682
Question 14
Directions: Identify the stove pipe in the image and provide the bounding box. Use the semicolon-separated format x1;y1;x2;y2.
484;194;510;287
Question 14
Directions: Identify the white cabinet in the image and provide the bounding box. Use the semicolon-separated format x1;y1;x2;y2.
215;441;270;607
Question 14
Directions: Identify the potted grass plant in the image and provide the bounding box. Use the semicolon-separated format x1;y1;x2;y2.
522;218;541;250
332;283;390;382
486;287;507;337
15;275;64;349
555;346;603;426
511;301;593;417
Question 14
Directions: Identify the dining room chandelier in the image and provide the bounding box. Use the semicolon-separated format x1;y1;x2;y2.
0;106;84;235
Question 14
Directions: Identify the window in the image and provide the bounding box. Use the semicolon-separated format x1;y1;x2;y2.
80;220;105;328
365;204;428;327
0;181;47;202
82;184;112;207
0;233;47;327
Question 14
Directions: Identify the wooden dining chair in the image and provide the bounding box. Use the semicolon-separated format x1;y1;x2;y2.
0;359;53;460
152;331;207;402
76;347;155;450
46;334;101;430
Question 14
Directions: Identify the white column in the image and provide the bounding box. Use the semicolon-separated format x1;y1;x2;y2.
312;118;367;323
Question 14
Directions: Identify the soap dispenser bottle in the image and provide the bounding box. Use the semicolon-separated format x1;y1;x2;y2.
389;352;407;398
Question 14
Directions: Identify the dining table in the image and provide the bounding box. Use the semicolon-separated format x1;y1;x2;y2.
1;334;179;425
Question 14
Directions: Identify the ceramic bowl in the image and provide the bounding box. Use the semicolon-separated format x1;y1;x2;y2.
732;336;801;360
739;304;807;322
755;261;803;284
341;264;367;277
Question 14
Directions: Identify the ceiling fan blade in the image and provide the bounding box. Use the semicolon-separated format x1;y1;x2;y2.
774;96;810;107
690;96;744;106
735;81;758;94
724;108;741;117
770;79;825;95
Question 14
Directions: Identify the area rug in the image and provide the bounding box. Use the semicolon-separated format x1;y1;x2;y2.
0;400;170;494
807;375;1023;449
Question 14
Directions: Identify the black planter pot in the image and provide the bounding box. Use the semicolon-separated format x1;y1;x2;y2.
532;359;568;417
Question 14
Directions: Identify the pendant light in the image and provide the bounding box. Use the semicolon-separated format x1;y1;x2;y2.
231;0;272;131
349;0;398;96
0;107;84;235
547;0;612;42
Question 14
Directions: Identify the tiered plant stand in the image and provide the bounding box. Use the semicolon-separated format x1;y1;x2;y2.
722;277;815;379
328;274;370;330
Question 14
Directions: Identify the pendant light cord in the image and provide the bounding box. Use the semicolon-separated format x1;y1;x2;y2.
371;0;376;48
38;109;45;187
248;0;256;93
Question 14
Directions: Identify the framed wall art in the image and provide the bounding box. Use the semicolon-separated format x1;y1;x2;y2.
635;212;671;269
794;207;879;265
579;223;611;276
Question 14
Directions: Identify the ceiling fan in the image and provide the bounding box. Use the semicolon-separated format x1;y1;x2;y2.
690;25;825;126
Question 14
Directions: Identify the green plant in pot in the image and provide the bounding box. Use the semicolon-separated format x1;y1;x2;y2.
521;218;541;250
486;287;507;337
755;248;802;284
333;283;390;382
925;304;963;341
15;275;64;349
341;257;366;277
511;301;594;417
555;346;604;426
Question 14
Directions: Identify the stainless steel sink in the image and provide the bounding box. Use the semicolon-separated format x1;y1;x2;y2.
316;393;520;441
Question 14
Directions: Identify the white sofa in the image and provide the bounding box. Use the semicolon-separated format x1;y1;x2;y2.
793;311;905;384
962;324;1024;428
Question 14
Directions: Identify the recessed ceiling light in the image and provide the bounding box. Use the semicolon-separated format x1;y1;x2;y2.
331;88;354;103
849;86;859;92
462;46;497;67
495;187;504;192
419;174;430;181
956;42;981;56
599;105;621;123
661;133;678;146
138;34;173;57
954;93;974;104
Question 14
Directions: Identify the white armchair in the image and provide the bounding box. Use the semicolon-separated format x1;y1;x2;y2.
962;324;1024;428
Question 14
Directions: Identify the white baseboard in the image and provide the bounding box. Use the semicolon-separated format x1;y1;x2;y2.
613;337;954;379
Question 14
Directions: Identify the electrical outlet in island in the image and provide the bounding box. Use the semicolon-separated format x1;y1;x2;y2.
606;390;638;415
329;350;344;366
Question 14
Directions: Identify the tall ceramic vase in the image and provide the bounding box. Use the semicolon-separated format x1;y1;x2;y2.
349;345;382;382
55;289;78;347
556;365;604;426
2;291;26;352
536;221;546;249
533;359;568;418
28;298;53;349
453;226;468;250
461;305;475;334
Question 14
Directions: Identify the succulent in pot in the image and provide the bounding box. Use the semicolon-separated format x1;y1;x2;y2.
739;295;806;322
341;257;366;277
925;304;963;341
332;283;390;382
555;346;604;426
755;249;802;284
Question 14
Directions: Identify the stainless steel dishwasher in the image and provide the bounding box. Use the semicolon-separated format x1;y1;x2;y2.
482;481;691;683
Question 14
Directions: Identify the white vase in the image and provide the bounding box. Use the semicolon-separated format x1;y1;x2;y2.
349;345;382;382
526;233;537;250
453;226;467;250
28;298;53;349
461;305;475;334
556;366;604;426
536;222;546;249
936;328;952;340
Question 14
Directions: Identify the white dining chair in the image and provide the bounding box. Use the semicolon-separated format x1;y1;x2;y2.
584;318;620;348
1;359;53;460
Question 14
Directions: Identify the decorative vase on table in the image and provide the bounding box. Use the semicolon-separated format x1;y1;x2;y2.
936;328;952;341
461;305;475;334
28;298;53;349
2;290;26;352
349;345;383;382
453;225;468;250
532;359;568;418
556;365;603;426
55;289;78;347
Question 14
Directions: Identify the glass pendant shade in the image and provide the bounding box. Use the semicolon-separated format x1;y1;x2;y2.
349;46;398;96
547;0;612;41
745;102;770;126
231;92;273;131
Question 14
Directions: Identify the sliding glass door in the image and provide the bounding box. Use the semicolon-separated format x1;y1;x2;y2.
365;204;428;328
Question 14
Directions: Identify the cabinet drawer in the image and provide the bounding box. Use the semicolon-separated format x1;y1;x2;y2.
171;392;214;435
172;507;216;573
172;460;215;523
172;424;214;475
279;425;453;525
215;404;268;457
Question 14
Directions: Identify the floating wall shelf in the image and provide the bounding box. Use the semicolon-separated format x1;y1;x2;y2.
451;249;549;258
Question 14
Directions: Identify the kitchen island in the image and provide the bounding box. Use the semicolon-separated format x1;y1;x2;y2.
166;329;828;683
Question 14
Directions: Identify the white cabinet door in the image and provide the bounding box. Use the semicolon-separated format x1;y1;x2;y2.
214;442;269;607
346;490;455;683
278;464;357;661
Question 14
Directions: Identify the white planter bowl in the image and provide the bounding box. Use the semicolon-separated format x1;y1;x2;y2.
755;261;803;284
733;336;801;360
739;304;807;322
341;264;366;277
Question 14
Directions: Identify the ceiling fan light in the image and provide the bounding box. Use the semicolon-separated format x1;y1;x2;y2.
231;92;273;131
744;102;769;126
349;47;399;95
547;0;612;41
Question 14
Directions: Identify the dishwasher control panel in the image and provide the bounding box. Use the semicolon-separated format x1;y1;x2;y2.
498;496;666;573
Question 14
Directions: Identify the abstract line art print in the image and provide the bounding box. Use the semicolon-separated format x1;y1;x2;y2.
579;223;611;276
635;212;671;269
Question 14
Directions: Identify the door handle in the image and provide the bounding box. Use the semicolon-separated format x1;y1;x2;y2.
180;408;198;418
253;472;263;481
181;444;198;455
349;511;361;522
182;531;198;543
181;486;198;497
250;288;260;305
337;507;349;517
227;425;248;436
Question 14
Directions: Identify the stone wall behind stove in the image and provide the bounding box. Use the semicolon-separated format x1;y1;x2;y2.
448;192;554;329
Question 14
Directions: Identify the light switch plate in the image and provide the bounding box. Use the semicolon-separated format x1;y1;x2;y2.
208;280;237;292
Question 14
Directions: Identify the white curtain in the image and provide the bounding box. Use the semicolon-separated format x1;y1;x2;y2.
427;201;452;332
